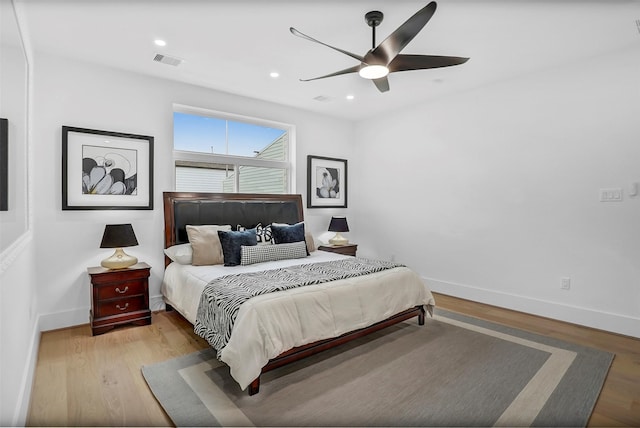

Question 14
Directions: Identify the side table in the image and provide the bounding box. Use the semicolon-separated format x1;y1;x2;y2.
87;262;151;335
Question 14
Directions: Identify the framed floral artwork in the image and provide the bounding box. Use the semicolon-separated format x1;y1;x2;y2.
307;155;347;208
62;126;154;210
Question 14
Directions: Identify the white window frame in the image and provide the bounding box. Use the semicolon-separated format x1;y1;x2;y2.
172;104;296;194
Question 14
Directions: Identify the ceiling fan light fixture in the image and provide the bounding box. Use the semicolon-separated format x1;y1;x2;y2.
291;2;469;93
358;65;389;80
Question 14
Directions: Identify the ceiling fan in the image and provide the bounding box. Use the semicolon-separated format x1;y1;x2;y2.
290;1;469;93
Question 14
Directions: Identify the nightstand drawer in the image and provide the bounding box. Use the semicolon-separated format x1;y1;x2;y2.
96;279;146;300
95;295;147;318
89;267;150;284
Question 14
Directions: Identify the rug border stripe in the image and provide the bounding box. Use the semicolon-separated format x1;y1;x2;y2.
179;361;255;427
142;309;614;427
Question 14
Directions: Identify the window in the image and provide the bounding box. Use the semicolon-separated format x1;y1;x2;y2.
173;105;294;194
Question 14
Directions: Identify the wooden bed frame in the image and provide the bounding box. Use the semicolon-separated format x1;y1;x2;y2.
163;191;425;395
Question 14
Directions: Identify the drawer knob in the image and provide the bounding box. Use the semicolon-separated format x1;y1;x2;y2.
116;303;129;311
115;286;129;294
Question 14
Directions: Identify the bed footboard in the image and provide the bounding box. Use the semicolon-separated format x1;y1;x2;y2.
248;305;426;395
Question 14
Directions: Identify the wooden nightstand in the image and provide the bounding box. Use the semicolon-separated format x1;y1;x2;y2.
87;262;151;336
318;244;358;257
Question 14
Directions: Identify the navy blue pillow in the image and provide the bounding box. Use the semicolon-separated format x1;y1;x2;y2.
271;222;308;255
217;229;258;266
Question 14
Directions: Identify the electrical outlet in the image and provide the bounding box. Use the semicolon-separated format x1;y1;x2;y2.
600;188;623;202
561;277;571;290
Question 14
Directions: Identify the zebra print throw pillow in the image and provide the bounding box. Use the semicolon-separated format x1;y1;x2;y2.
237;223;273;245
255;223;273;245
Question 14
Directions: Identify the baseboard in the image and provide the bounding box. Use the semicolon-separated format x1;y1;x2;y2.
38;307;89;332
35;282;640;338
425;276;640;339
12;314;41;426
150;294;166;311
38;295;167;332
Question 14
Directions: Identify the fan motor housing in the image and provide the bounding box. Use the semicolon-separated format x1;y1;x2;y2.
365;11;383;27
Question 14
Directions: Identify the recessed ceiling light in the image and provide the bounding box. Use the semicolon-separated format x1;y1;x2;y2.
346;94;355;100
154;39;167;47
270;72;280;78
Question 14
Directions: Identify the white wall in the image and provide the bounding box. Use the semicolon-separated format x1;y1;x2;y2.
353;45;640;338
0;45;28;252
0;1;38;425
0;239;38;426
32;52;354;329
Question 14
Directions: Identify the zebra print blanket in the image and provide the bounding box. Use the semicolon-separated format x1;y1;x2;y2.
194;257;404;358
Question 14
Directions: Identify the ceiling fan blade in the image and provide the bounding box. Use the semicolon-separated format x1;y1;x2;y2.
290;27;365;63
388;54;469;72
299;65;361;82
371;2;437;65
372;77;390;93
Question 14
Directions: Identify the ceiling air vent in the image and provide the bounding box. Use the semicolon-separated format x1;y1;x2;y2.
313;95;333;102
153;53;183;67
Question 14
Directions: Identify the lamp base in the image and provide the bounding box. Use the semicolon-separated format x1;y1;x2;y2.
101;248;138;269
329;232;349;246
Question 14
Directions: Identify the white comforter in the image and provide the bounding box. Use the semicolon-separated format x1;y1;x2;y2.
162;251;435;390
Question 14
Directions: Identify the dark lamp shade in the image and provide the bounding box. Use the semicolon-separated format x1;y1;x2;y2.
328;216;349;233
100;224;138;248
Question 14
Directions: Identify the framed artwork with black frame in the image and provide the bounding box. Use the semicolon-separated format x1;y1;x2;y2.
307;155;347;208
0;118;7;211
62;126;154;210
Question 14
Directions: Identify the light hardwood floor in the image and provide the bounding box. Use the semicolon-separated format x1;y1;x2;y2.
27;293;640;426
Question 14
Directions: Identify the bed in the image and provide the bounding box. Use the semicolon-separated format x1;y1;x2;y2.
162;191;435;395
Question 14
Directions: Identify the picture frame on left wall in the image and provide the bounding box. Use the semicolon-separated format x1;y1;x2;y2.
62;126;154;210
1;118;7;211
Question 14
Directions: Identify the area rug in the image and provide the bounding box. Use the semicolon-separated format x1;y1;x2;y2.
142;308;613;427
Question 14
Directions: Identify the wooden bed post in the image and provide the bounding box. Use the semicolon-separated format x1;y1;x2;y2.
419;306;425;325
248;377;260;395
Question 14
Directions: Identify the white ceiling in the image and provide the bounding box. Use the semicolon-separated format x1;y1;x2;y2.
18;0;640;121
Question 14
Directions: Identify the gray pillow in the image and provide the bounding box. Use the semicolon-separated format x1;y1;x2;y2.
218;229;258;266
271;222;308;255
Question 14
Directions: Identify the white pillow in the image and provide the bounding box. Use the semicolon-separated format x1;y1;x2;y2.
164;243;193;265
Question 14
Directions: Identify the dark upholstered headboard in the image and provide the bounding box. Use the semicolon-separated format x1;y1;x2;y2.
163;192;304;264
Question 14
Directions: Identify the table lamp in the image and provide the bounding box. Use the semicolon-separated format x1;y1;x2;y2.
328;216;349;246
100;224;139;269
